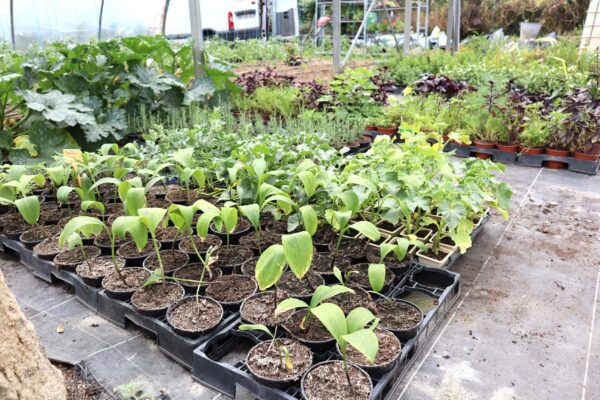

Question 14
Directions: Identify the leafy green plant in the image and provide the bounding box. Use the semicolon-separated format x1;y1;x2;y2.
195;201;239;250
311;304;379;386
168;147;205;200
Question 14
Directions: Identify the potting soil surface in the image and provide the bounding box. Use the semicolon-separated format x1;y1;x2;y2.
2;164;599;400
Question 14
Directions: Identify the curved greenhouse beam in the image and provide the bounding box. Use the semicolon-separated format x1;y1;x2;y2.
9;0;15;49
98;0;105;40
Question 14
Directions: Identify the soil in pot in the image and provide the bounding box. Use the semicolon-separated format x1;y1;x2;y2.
148;184;168;199
117;241;155;260
54;246;101;271
41;209;78;225
239;231;282;254
312;226;337;249
131;282;185;315
214;245;254;270
210;218;252;238
264;219;294;234
328;286;377;315
240;256;259;276
172;264;222;290
167;296;223;335
302;361;371;400
278;271;324;300
343;264;394;292
20;225;61;246
344;329;401;370
328;237;371;262
76;256;126;286
143;250;189;274
311;253;351;277
33;237;64;260
376;298;423;333
240;290;293;326
282;310;332;344
205;274;257;307
0;213;29;237
155;226;185;247
246;339;312;384
146;197;172;208
102;267;150;298
93;233;127;251
178;234;222;258
365;247;410;271
166;187;203;204
377;220;400;233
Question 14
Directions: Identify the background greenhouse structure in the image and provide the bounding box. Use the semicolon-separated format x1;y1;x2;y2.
0;1;599;400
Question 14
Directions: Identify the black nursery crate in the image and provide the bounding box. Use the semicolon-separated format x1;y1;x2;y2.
192;319;416;400
96;290;239;370
384;265;461;387
0;235;100;311
444;143;518;164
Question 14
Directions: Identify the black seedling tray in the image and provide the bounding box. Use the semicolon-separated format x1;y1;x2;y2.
444;142;600;175
192;319;415;400
0;235;100;311
96;290;240;370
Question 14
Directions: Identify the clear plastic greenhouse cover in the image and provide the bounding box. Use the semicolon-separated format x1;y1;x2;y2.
0;0;300;49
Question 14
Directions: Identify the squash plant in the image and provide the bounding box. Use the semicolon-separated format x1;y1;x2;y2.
311;304;379;386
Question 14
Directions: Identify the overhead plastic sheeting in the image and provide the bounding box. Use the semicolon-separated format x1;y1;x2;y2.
0;0;11;45
12;0;101;48
100;0;164;39
164;0;190;38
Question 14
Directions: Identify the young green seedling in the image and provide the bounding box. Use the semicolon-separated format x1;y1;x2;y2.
169;147;205;201
194;201;239;251
13;195;51;238
311;304;379;387
275;284;353;330
239;324;293;371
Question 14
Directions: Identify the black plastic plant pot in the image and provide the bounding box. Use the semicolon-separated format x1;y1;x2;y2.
93;235;126;255
214;245;254;273
376;298;423;341
342;263;395;293
53;246;102;272
205;274;258;310
33;238;63;260
240;256;258;276
131;282;186;317
116;241;161;266
19;231;44;250
410;267;456;290
142;249;190;275
300;361;373;400
281;310;335;353
245;339;313;389
173;263;223;294
335;329;402;378
41;189;57;201
208;218;252;244
166;296;224;338
101;267;151;301
240;291;293;328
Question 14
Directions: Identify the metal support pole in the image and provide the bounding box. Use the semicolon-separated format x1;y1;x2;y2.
446;0;454;53
188;0;205;79
342;0;377;68
381;0;402;55
9;0;15;49
403;0;412;54
332;0;341;72
453;0;460;52
161;0;171;36
97;0;105;40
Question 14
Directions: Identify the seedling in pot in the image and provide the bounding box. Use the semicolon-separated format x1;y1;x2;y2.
275;284;353;330
311;303;379;387
239;324;293;371
112;208;167;282
13;195;52;239
254;230;314;305
60;216;125;282
45;165;72;204
169;147;206;201
194;201;243;267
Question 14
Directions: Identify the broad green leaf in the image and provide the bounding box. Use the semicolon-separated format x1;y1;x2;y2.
81;201;105;216
124;187;147;216
368;264;386;293
239;204;260;230
196;210;220;238
333;266;344;285
239;324;273;338
392;238;409;260
299;205;318;236
338;190;360;213
349;221;380;241
15;196;40;225
297;171;316;198
311;303;348;346
64;232;83;251
57;186;77;203
221;207;238;233
112;216;148;250
346;307;378;333
193;199;219;212
138;208;167;233
275;298;309;315
169;147;195;168
282;231;313;280
309;285;353;309
191;169;206;189
252;158;267;178
343;329;379;363
496;182;512;218
255;244;286;291
89;177;121;192
59;216;105;248
168;204;195;232
380;242;398;261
